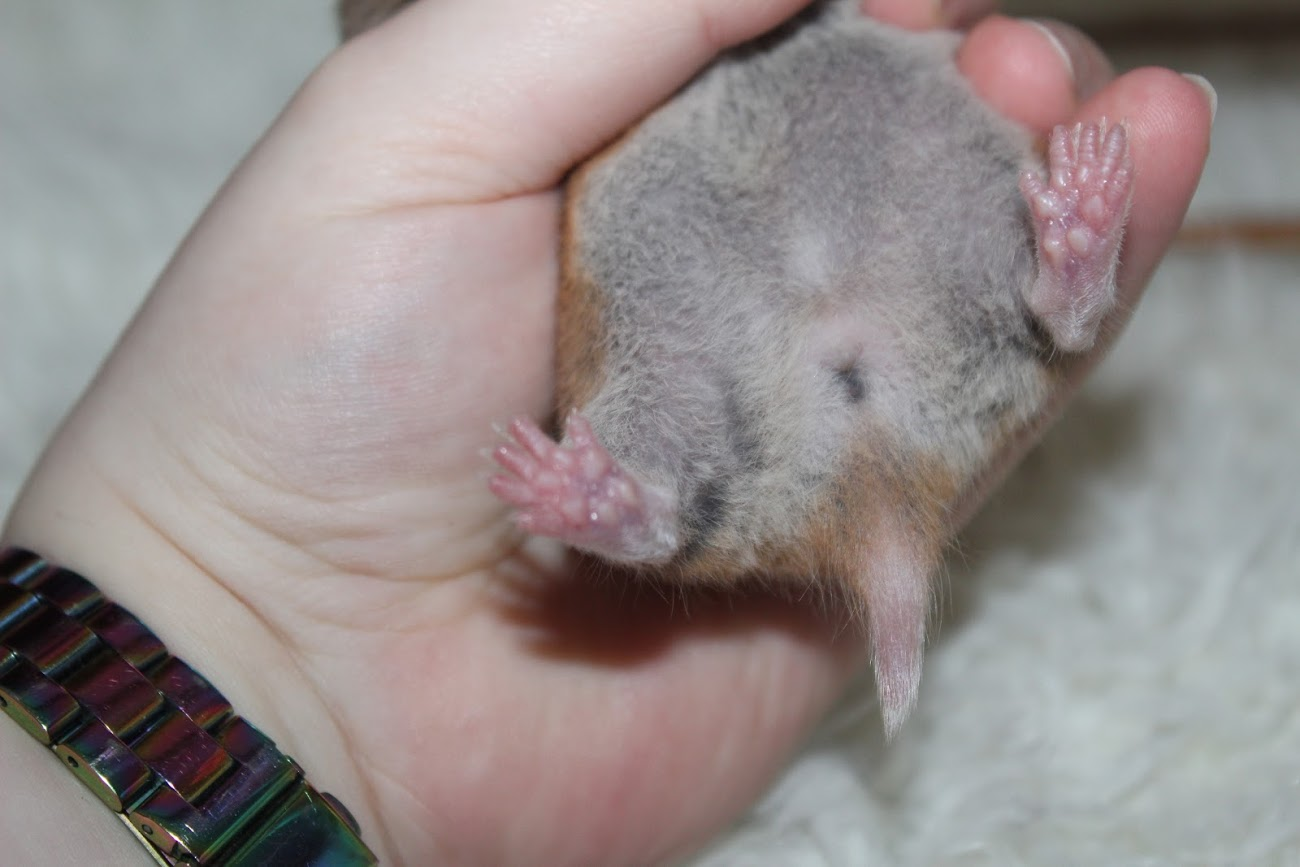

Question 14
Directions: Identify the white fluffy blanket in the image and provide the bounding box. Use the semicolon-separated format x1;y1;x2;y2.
4;4;1298;865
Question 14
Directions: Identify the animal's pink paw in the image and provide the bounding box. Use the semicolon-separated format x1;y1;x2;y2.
489;412;678;563
1020;120;1134;352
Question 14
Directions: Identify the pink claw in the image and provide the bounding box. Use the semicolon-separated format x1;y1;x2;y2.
488;412;679;564
1020;120;1134;353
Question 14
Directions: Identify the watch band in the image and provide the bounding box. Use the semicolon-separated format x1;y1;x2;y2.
0;546;377;866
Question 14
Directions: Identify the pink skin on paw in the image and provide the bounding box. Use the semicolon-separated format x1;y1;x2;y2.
489;413;679;563
1020;120;1134;353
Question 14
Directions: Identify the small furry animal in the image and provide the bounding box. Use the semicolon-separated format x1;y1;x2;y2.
339;0;1133;735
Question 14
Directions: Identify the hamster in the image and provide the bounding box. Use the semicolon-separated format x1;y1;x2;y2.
338;0;1133;736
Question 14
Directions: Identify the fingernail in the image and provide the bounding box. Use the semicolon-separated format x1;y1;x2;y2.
1026;20;1075;87
1182;73;1218;123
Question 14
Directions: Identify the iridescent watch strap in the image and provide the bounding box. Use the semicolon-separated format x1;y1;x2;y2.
0;547;377;865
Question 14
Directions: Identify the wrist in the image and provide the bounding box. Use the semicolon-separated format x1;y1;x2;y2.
3;438;384;862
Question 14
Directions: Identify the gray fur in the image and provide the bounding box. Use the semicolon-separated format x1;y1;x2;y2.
570;7;1050;565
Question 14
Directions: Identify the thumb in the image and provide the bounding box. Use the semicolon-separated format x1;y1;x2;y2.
285;0;814;206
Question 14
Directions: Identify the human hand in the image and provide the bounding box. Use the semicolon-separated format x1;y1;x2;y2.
1;1;1211;864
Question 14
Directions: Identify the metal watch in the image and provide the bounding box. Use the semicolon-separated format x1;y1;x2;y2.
0;547;377;865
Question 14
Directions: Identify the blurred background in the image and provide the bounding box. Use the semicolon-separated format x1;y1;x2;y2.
2;2;1298;864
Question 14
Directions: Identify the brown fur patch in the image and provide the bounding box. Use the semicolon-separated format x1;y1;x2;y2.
774;431;960;622
552;163;611;427
654;425;965;612
552;124;649;428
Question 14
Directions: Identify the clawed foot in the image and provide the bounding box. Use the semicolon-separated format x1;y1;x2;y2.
1020;120;1134;353
489;412;678;563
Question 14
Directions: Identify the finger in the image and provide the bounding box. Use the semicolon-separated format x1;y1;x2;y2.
299;0;816;204
1072;67;1214;337
957;16;1114;133
958;21;1213;317
861;0;998;31
952;67;1213;528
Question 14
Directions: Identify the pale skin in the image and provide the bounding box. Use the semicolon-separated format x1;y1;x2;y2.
0;1;1211;864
